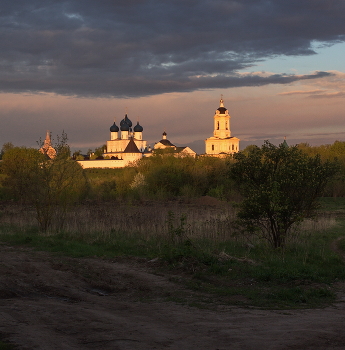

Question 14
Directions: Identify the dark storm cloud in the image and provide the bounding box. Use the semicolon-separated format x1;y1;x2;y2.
0;0;344;97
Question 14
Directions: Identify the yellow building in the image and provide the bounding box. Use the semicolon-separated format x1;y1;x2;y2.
205;97;240;156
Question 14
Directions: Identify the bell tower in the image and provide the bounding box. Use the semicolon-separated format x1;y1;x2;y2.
213;96;231;139
205;96;240;156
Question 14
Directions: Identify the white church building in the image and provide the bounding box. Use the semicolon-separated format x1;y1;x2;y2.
205;97;240;156
76;97;239;168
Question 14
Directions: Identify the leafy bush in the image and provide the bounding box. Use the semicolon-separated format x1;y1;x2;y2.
231;141;339;248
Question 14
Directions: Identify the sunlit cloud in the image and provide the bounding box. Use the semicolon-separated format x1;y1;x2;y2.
309;91;345;98
278;89;327;96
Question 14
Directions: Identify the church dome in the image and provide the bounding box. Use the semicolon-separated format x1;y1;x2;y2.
217;107;227;114
134;122;143;132
120;122;130;131
217;97;227;114
120;114;132;128
110;122;119;132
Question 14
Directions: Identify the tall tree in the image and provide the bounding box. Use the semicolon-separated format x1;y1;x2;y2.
231;141;339;248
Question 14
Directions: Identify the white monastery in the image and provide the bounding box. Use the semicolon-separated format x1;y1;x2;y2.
52;96;240;168
102;114;150;163
106;115;147;155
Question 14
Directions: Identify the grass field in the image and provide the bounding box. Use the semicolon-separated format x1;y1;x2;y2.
1;197;345;309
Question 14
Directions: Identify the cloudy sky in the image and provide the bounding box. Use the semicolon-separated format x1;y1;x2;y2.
1;0;345;153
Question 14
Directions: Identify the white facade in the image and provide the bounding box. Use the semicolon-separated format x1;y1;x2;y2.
205;98;240;156
105;116;147;155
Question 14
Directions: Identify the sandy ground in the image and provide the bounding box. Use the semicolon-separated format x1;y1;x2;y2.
1;243;345;350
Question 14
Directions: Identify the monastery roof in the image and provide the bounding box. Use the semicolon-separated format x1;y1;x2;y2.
134;121;143;132
110;122;119;132
217;97;228;114
143;146;152;154
217;107;227;114
158;139;175;147
120;114;132;131
123;138;140;153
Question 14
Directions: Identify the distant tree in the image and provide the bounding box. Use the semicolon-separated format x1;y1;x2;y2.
72;150;82;159
231;141;339;248
54;130;71;159
94;145;106;157
0;142;14;160
195;155;235;200
1;147;46;201
152;147;176;156
1;147;88;231
241;144;259;157
133;152;236;200
298;141;345;197
136;153;195;197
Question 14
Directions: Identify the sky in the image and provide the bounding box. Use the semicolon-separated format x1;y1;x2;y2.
1;0;345;154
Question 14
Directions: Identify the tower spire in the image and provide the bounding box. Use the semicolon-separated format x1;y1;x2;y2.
40;130;56;159
220;94;224;107
43;130;52;148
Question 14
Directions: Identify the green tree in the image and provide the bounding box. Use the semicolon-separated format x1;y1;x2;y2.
33;158;88;231
1;147;88;231
196;155;234;200
0;142;14;160
231;141;339;248
298;141;345;197
72;150;85;160
54;130;71;159
1;147;46;201
136;153;195;198
94;144;106;157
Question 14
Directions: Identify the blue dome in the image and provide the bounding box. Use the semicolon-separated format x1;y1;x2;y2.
120;114;132;128
120;122;130;131
134;122;143;132
110;122;119;132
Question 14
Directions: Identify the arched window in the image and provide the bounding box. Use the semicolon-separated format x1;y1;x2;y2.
212;145;214;151
217;122;219;130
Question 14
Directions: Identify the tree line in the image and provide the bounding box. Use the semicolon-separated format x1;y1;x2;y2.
0;140;342;248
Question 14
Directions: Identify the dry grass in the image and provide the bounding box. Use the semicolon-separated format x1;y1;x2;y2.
0;198;337;248
0;197;235;239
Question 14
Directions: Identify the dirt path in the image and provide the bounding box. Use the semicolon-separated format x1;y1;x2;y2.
1;244;345;350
